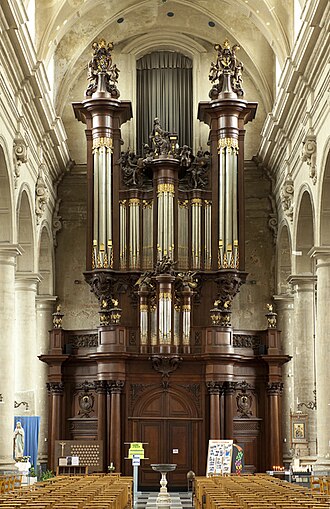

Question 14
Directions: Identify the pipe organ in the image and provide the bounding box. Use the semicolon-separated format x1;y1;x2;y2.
42;38;289;481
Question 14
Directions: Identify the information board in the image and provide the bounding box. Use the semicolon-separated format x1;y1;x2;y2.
206;439;233;476
128;442;145;459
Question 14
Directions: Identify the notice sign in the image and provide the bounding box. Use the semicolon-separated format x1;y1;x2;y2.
206;439;233;477
128;442;145;459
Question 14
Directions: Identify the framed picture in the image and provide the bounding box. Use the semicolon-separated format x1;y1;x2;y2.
291;413;308;444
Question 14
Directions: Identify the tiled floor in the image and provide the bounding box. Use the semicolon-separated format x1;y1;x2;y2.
135;491;194;509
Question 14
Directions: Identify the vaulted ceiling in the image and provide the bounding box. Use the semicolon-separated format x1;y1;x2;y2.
27;0;296;159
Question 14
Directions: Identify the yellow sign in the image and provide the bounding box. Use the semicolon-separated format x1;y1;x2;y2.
128;442;145;459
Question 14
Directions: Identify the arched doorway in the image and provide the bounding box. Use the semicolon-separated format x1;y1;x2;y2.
129;386;201;489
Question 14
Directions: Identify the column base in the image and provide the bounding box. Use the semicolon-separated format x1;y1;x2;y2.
314;458;330;470
0;458;17;472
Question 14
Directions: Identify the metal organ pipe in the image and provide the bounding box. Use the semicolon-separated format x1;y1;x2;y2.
106;147;112;249
218;139;239;268
93;148;99;245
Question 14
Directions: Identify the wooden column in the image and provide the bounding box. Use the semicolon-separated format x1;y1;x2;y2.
267;382;283;469
207;382;223;439
224;382;235;439
109;381;124;472
47;382;64;471
95;380;107;470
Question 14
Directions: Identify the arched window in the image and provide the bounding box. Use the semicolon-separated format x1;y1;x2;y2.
136;51;193;152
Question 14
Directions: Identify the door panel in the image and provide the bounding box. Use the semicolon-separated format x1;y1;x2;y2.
139;421;163;487
167;421;192;486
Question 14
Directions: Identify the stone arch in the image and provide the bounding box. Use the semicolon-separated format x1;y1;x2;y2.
320;147;330;246
16;187;35;272
38;223;54;295
276;221;292;294
295;189;314;274
0;143;13;243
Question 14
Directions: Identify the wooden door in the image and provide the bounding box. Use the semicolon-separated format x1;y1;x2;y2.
128;387;200;489
137;418;193;489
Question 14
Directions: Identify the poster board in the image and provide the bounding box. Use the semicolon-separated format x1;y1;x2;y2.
206;439;233;476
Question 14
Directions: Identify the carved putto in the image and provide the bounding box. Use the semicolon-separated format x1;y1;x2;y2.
35;163;49;224
86;39;120;98
185;148;210;189
209;39;244;99
118;150;145;188
118;119;210;191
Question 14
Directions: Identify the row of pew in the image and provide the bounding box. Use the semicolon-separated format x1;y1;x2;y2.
0;477;22;495
194;474;330;509
0;473;132;509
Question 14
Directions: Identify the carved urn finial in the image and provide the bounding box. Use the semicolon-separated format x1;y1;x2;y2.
209;39;244;100
52;304;64;329
86;39;120;98
266;303;277;328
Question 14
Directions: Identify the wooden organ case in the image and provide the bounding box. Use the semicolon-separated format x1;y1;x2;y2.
41;39;289;487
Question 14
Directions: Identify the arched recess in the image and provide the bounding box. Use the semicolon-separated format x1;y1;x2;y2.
17;189;35;272
0;145;13;243
132;386;199;419
295;190;314;274
38;225;54;295
320;149;330;246
128;385;201;486
277;223;292;293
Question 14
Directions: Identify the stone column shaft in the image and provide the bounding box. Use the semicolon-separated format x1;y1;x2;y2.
0;245;22;468
36;296;57;459
274;294;294;458
288;275;317;456
309;247;330;464
14;274;41;400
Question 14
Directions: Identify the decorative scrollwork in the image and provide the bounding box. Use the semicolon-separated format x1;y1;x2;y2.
233;334;261;349
35;163;49;225
108;380;125;394
267;382;284;395
46;382;64;394
301;131;317;184
68;334;98;348
280;173;294;222
214;271;245;310
206;381;224;395
13;134;27;188
151;355;182;388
